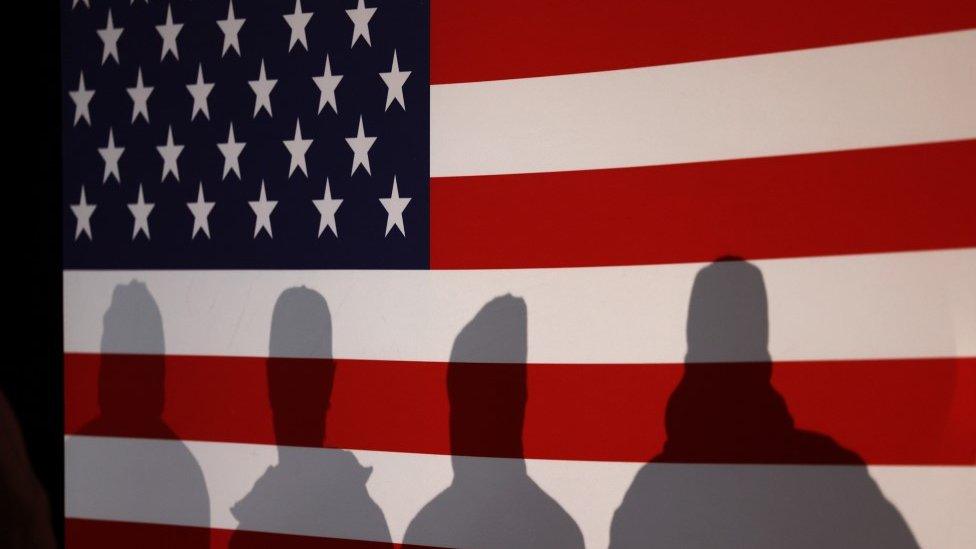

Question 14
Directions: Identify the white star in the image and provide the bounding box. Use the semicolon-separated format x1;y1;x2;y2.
156;5;183;61
128;184;155;240
380;176;411;237
248;181;277;238
97;9;124;65
379;50;411;111
98;128;124;184
313;179;343;238
249;60;277;118
217;123;245;180
346;0;376;47
72;0;90;9
313;55;342;114
283;119;313;178
69;72;94;126
157;126;184;182
187;183;215;239
186;63;215;121
345;116;376;175
283;0;313;52
127;68;153;123
70;186;96;241
217;1;245;57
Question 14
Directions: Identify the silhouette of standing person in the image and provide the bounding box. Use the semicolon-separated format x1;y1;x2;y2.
66;281;209;547
609;258;918;548
230;287;392;547
403;295;584;549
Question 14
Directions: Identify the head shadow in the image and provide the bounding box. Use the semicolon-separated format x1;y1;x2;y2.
608;258;918;548
266;286;335;449
448;293;528;459
93;280;167;433
229;287;391;547
662;257;794;463
403;295;584;549
68;281;209;547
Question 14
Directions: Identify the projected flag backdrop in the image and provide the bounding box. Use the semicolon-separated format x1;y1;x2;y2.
63;1;975;548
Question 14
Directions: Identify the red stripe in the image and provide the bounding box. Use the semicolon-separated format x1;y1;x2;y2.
65;518;419;548
431;0;976;83
64;353;976;465
430;140;976;269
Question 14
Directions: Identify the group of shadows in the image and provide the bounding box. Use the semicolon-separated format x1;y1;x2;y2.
69;258;920;548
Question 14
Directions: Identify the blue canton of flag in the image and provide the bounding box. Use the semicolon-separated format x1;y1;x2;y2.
62;0;430;269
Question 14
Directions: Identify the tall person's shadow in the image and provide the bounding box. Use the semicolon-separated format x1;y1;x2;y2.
403;295;584;549
229;287;392;547
66;281;209;546
609;258;919;548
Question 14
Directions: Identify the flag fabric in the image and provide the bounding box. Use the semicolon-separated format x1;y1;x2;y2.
62;1;975;548
62;0;428;268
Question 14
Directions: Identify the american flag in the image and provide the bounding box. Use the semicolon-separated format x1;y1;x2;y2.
63;1;975;548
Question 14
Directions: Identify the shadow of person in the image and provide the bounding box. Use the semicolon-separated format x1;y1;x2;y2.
403;295;584;549
67;281;209;546
609;258;919;548
229;287;392;547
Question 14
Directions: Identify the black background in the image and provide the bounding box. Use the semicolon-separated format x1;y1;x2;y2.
4;1;65;545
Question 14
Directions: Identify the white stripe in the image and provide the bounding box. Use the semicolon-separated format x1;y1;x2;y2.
63;249;976;363
431;30;976;177
65;435;976;548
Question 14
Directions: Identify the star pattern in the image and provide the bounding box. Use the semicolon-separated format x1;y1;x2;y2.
346;116;376;175
284;0;313;52
218;2;245;57
347;0;377;47
157;126;184;182
313;55;343;114
380;176;411;237
283;119;313;178
63;1;427;268
217;123;246;180
69;71;95;126
127;68;153;123
128;184;155;240
249;181;277;238
187;183;215;239
97;9;124;65
249;60;277;118
379;50;411;111
186;64;215;121
156;5;183;61
70;186;96;241
313;179;343;237
98;128;124;184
